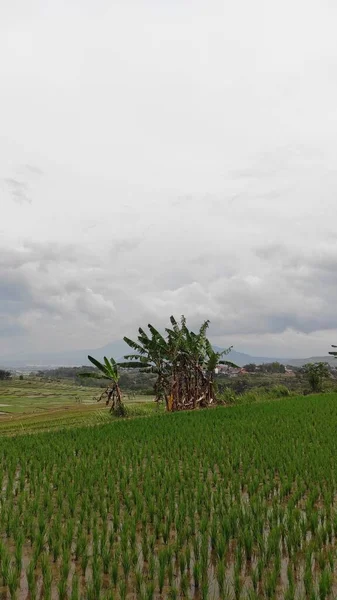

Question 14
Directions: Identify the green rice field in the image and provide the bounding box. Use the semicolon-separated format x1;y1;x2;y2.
0;379;153;414
0;379;155;436
1;393;337;598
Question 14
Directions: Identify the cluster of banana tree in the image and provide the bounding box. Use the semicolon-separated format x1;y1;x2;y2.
123;315;237;411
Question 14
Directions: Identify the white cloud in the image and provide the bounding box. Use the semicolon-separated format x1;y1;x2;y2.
1;0;337;358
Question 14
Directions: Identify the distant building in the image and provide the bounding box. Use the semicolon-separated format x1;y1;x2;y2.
216;365;248;377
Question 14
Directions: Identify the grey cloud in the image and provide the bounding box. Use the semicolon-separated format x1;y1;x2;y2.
3;178;31;204
0;243;118;339
309;254;337;275
139;242;337;338
152;271;196;291
257;190;284;201
0;279;32;315
0;279;28;302
257;245;337;281
0;319;24;337
229;144;326;181
111;238;142;255
0;241;99;272
2;212;337;353
2;165;43;205
255;243;287;261
1;230;337;355
2;0;337;358
23;164;44;176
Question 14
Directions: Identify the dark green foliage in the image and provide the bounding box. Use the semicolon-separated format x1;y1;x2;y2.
328;344;337;359
243;363;257;372
80;356;126;415
301;362;330;392
0;369;11;380
260;361;286;373
243;362;286;373
124;315;237;410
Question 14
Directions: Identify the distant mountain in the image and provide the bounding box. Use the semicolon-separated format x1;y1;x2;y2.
281;355;337;368
0;339;130;369
225;351;337;368
0;340;336;370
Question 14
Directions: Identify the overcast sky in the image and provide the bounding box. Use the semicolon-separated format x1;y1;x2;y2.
1;0;337;359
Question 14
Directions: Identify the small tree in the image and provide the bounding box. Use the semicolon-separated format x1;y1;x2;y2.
0;370;11;381
80;356;126;416
243;363;257;373
301;362;330;393
260;362;286;374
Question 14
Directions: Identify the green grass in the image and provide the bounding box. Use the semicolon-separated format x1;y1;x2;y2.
0;393;337;598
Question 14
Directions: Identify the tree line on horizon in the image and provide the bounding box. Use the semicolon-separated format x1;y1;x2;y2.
3;328;337;411
80;317;337;413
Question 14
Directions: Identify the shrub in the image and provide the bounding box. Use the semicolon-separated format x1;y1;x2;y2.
301;363;330;393
113;402;128;418
241;390;261;403
0;370;11;381
271;384;290;398
218;388;237;404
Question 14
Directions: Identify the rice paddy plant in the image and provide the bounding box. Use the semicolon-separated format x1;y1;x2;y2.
216;560;225;597
201;575;209;600
61;547;71;581
70;573;79;600
251;565;258;592
121;549;131;580
7;566;19;600
41;553;52;600
145;581;155;600
264;567;277;599
86;581;95;600
166;559;173;587
117;578;126;600
52;539;61;563
242;527;253;561
318;568;333;600
1;545;10;586
158;561;165;594
180;572;189;597
1;394;337;598
168;587;178;600
26;560;36;600
14;534;23;573
234;563;242;600
58;577;67;600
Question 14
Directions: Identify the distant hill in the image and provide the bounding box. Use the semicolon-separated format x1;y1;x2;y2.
0;340;336;370
281;355;337;368
214;349;336;368
0;339;130;369
226;351;337;368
